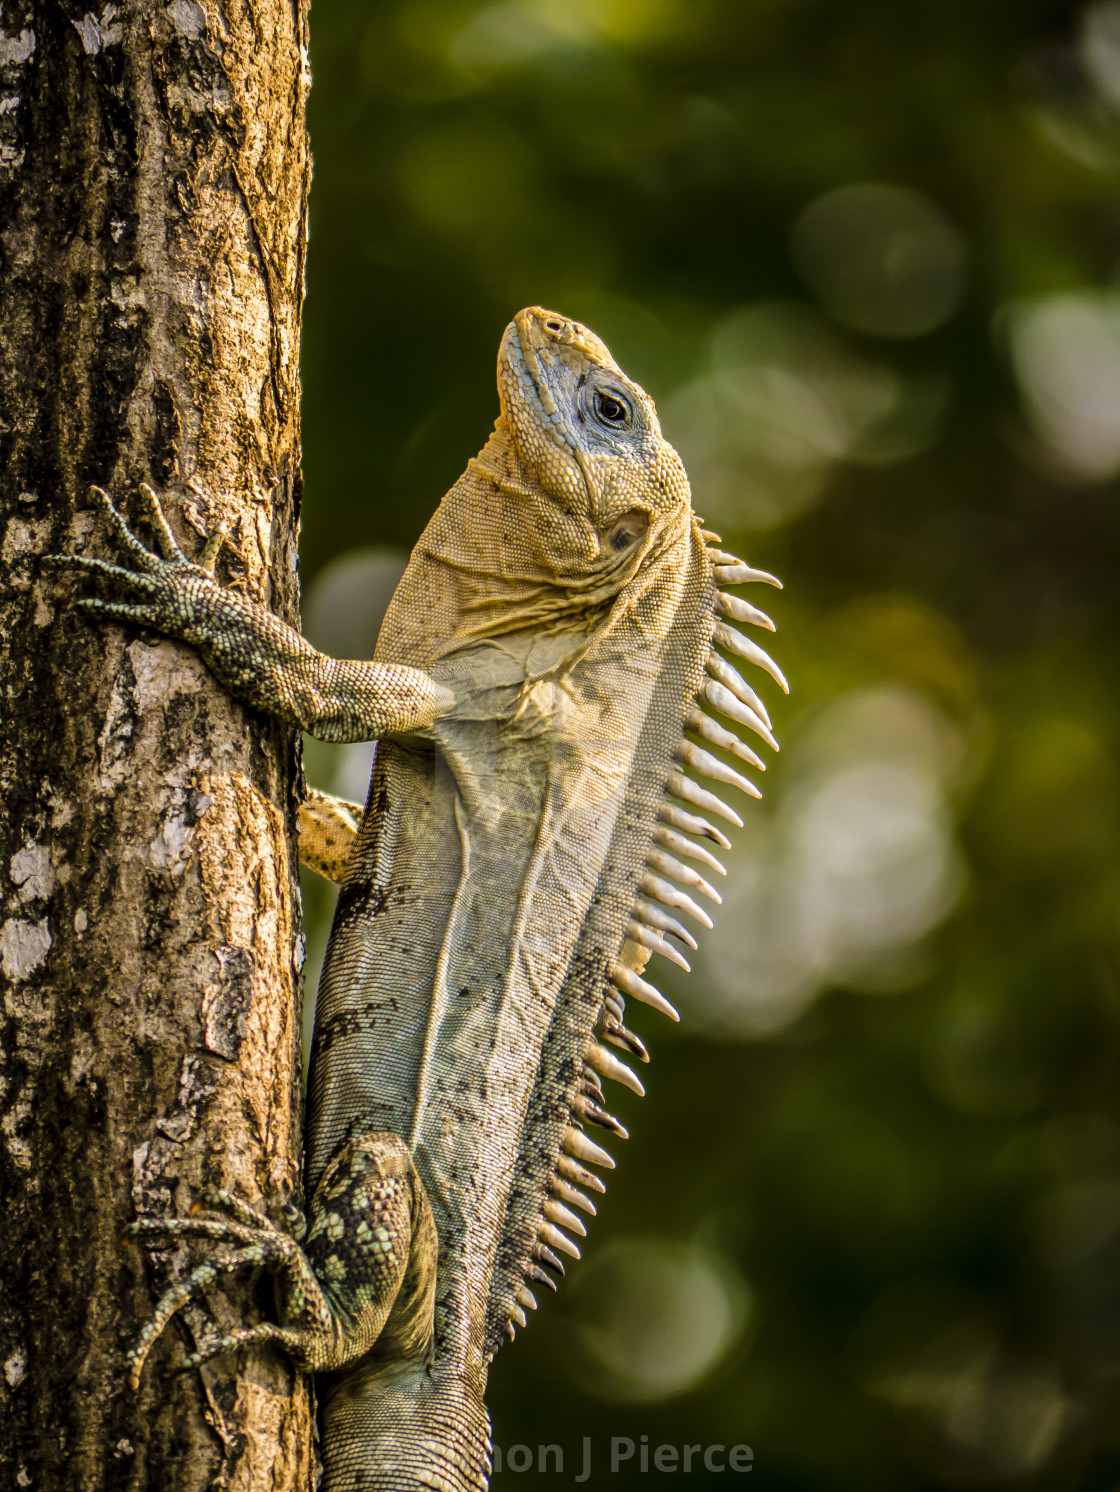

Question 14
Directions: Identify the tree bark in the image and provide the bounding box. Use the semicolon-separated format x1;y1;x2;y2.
0;2;313;1487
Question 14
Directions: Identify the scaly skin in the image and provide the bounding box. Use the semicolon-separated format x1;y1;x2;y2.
51;309;785;1491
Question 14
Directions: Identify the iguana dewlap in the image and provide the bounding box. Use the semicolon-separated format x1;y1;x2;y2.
50;308;785;1492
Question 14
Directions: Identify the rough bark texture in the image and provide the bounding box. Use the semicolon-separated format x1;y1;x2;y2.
0;2;313;1487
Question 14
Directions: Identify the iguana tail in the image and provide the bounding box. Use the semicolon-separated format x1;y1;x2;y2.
321;1363;492;1492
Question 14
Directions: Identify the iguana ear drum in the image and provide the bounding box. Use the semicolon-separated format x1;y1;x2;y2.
515;532;784;1324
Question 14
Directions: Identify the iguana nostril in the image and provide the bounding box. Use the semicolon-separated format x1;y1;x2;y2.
545;319;563;332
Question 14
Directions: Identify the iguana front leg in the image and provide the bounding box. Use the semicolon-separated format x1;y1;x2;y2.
49;484;454;742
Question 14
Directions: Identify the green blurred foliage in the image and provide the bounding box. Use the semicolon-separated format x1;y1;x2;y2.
298;0;1120;1485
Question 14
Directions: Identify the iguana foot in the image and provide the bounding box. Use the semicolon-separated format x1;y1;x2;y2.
126;1134;438;1389
46;483;230;633
48;483;455;741
125;1198;320;1389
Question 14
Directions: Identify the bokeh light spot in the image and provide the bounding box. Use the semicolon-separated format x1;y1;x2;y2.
664;302;945;529
1006;291;1120;479
791;182;968;338
303;547;407;661
694;684;967;1034
572;1237;750;1402
449;0;678;69
854;1283;1068;1482
1081;0;1120;108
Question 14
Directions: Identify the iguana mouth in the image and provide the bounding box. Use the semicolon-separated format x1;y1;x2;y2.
502;313;545;405
497;312;583;468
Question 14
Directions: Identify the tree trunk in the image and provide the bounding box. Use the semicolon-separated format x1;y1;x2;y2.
0;2;314;1487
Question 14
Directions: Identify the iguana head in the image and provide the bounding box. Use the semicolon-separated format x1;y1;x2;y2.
376;309;703;656
497;306;689;558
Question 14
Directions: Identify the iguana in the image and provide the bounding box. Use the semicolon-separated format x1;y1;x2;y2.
49;308;784;1491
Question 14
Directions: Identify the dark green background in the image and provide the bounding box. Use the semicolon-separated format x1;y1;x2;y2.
297;2;1120;1486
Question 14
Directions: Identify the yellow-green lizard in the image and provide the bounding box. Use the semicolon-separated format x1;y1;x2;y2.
50;307;784;1491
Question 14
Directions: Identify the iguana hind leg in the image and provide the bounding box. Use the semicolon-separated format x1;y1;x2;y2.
127;1134;437;1386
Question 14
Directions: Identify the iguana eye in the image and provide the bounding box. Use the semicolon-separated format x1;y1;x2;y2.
594;391;631;429
605;510;648;551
